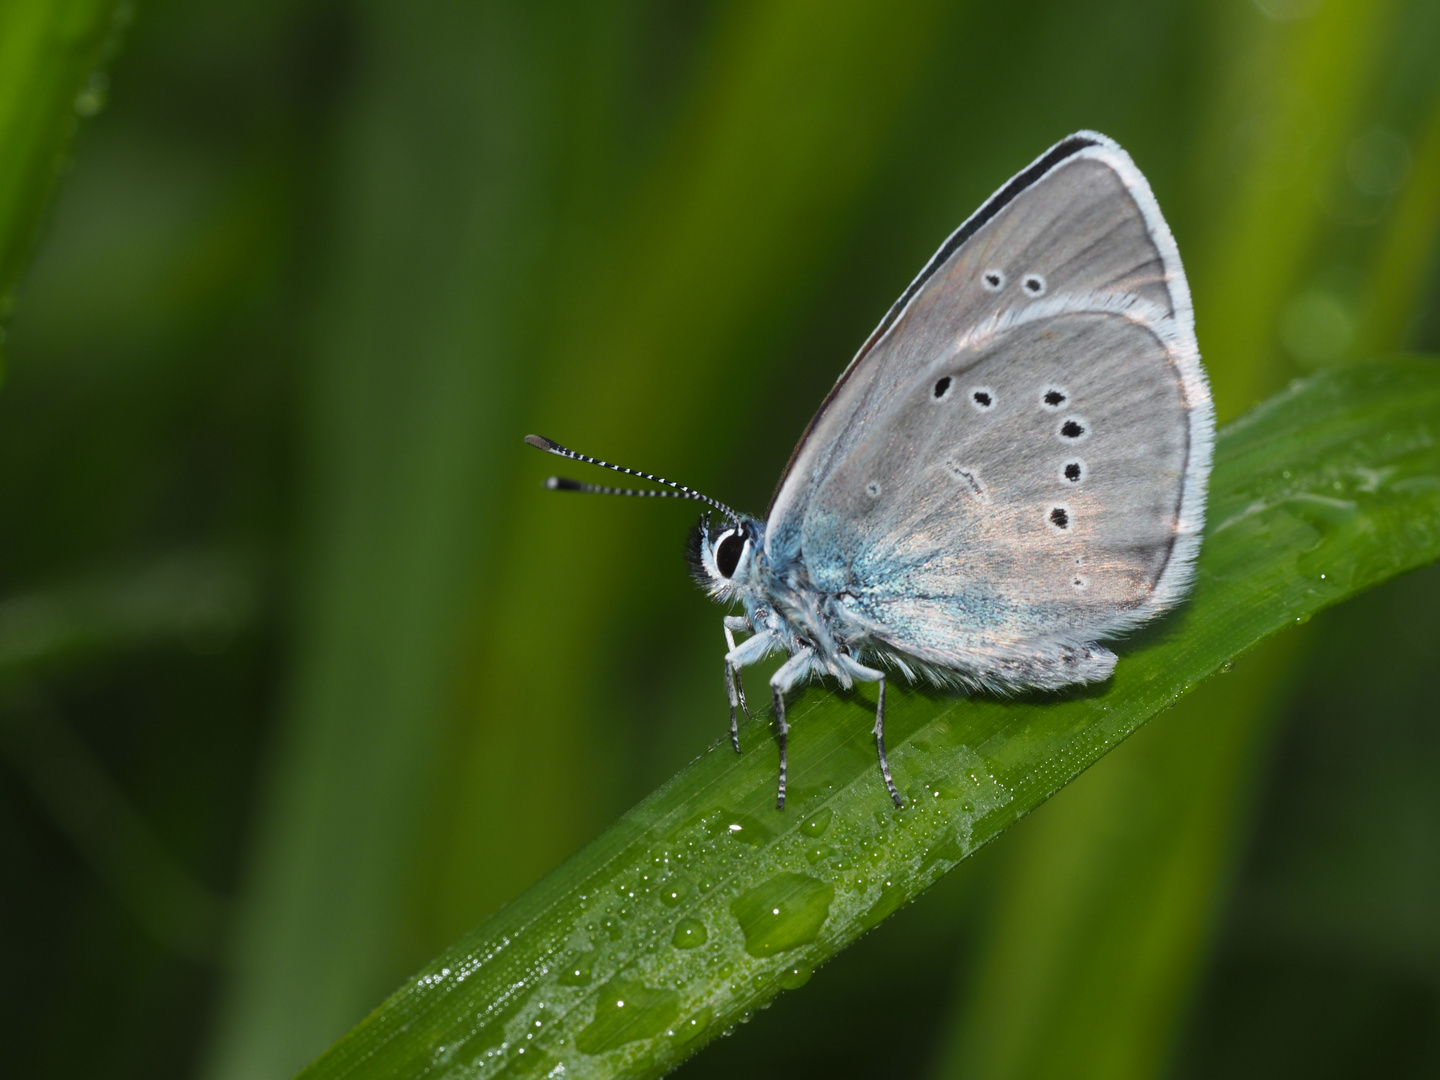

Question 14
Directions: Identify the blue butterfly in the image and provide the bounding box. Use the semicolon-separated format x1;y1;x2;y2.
529;132;1213;809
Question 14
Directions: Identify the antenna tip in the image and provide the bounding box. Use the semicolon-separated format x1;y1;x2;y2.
546;476;584;491
525;434;559;452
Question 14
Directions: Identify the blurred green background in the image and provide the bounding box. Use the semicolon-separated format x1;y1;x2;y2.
3;1;1440;1078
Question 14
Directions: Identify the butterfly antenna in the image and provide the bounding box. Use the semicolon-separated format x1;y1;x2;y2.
525;434;741;524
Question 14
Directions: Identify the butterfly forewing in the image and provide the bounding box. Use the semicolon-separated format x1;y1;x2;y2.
767;135;1197;557
800;306;1193;684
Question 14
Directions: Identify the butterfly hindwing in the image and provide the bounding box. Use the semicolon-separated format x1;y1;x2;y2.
798;301;1201;688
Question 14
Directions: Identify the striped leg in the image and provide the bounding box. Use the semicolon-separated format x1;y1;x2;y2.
769;648;815;810
839;655;902;808
723;626;775;754
722;616;754;752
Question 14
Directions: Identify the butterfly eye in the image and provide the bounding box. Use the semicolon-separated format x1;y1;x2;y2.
715;531;745;578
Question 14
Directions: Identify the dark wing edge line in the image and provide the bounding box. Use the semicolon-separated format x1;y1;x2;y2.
767;131;1108;515
865;132;1107;356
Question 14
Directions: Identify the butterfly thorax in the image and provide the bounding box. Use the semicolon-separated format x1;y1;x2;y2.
689;512;872;688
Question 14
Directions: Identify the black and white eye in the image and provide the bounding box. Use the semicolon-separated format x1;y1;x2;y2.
1061;459;1086;484
932;375;954;400
1058;416;1088;441
714;530;745;578
1023;274;1046;296
1047;504;1072;532
982;269;1005;291
1040;386;1068;409
970;387;996;412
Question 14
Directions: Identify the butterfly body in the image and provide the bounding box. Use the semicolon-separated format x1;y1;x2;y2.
530;131;1213;810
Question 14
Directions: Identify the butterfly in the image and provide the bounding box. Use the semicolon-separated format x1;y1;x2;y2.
527;131;1213;810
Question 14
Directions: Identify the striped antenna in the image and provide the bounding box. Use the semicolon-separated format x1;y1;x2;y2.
525;434;740;524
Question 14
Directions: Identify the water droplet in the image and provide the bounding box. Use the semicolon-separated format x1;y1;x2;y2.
710;812;774;846
803;843;835;864
444;984;534;1066
799;807;833;838
658;875;692;907
778;962;813;989
671;918;708;949
669;1006;712;1045
730;873;835;957
557;949;597;986
574;977;680;1054
859;877;908;930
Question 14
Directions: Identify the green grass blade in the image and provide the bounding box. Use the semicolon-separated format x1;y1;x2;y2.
294;356;1440;1080
0;0;127;323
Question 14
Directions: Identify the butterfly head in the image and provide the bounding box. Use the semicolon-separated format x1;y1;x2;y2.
687;513;764;601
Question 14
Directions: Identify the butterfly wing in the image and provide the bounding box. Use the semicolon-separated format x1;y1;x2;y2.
766;132;1212;688
803;303;1206;688
767;132;1201;548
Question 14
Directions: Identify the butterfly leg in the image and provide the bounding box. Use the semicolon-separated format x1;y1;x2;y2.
724;628;777;754
769;648;815;811
838;656;902;808
722;617;754;752
873;677;901;808
725;622;760;722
